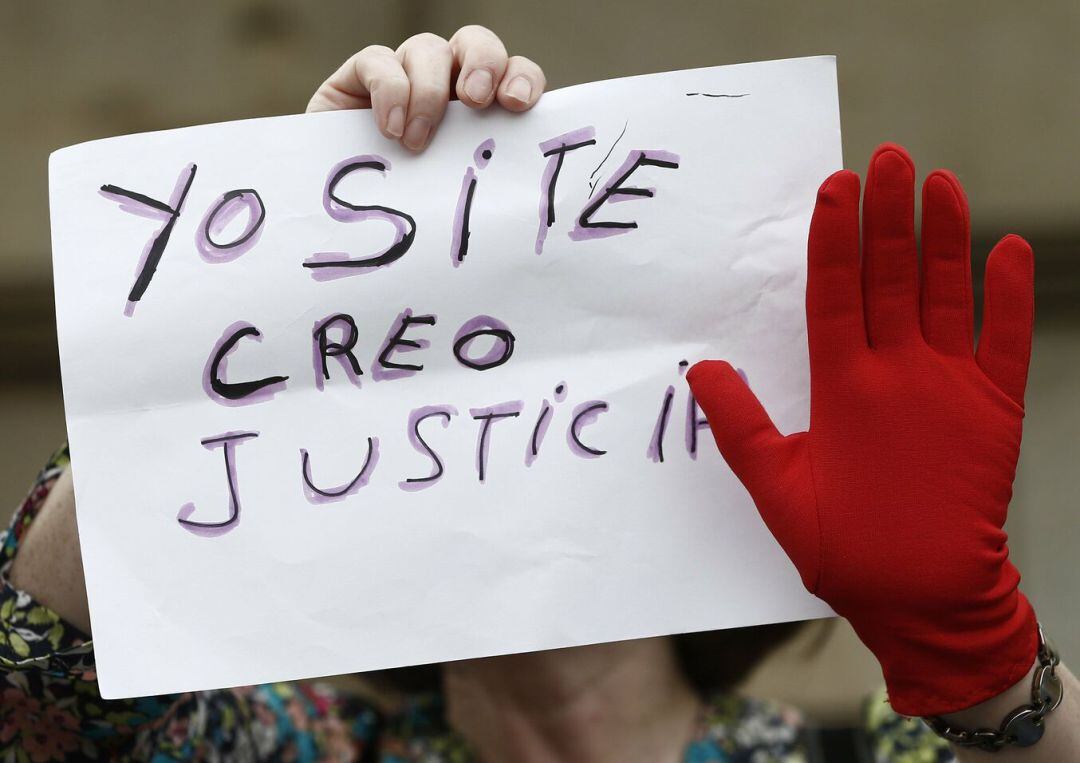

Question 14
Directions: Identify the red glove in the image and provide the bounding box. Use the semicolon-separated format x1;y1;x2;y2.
688;143;1038;716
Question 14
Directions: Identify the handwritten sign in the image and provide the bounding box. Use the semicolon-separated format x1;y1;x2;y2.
50;57;840;698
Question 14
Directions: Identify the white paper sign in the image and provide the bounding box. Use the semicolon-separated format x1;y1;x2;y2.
50;56;840;699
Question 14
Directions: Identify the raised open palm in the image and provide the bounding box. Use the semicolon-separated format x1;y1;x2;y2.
688;143;1037;716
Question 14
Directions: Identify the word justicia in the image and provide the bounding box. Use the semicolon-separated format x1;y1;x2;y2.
174;367;712;537
99;126;692;536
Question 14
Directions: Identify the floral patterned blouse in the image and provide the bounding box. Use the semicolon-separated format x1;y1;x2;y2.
1;446;954;762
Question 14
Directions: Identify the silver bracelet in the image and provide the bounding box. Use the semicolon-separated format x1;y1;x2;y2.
923;624;1064;752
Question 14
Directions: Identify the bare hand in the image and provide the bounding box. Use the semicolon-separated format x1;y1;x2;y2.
307;25;546;152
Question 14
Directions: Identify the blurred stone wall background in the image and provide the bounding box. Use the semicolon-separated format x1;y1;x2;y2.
1;1;1076;723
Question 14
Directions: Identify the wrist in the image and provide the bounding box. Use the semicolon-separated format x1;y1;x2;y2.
936;656;1038;732
859;592;1039;717
924;624;1065;755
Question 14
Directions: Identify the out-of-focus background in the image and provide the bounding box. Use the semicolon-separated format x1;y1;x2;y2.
1;1;1076;725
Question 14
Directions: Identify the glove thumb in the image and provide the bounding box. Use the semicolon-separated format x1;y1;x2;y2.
686;360;820;591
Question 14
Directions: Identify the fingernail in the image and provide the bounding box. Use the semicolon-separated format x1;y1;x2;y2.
464;69;493;103
505;76;532;104
386;106;405;138
403;117;431;150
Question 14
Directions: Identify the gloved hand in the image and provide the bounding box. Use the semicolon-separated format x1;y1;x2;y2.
687;143;1038;716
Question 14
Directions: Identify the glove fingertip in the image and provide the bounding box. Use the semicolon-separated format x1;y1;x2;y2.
686;359;731;387
817;168;860;200
992;233;1034;262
